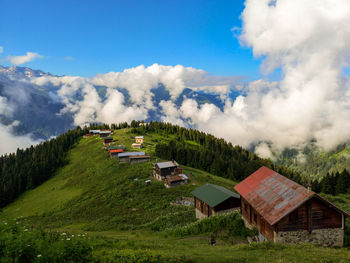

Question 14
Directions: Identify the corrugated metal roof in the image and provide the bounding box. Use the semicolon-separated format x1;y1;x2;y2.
118;152;145;157
135;136;144;139
234;166;315;226
155;161;178;169
103;136;113;140
89;130;100;133
110;149;123;153
192;183;240;208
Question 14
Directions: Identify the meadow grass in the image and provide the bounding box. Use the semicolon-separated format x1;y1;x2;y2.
2;128;350;262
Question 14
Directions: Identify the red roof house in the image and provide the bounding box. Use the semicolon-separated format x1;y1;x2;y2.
234;166;350;246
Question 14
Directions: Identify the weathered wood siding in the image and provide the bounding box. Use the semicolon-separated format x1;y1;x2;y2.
276;197;342;232
241;197;274;240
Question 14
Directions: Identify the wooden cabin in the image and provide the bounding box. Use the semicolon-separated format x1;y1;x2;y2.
234;166;350;246
164;174;188;188
100;130;112;138
129;155;150;164
135;136;144;144
118;152;146;163
132;143;142;149
103;136;113;145
192;184;240;219
108;145;126;151
153;161;180;181
110;149;123;159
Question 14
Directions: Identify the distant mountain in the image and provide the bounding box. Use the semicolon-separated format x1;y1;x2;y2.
275;142;350;180
0;66;73;139
0;65;234;140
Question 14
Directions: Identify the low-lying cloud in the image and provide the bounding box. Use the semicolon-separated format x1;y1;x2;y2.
2;0;350;158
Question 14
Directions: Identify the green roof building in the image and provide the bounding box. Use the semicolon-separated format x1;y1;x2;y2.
192;183;240;219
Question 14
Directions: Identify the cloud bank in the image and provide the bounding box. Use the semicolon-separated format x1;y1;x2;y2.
7;52;43;65
2;0;350;158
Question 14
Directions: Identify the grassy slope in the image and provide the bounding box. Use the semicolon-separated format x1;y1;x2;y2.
2;128;350;262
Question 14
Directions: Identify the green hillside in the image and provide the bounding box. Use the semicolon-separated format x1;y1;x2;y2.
276;142;350;180
2;128;350;262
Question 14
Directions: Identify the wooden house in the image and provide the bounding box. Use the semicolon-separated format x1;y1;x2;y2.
234;166;350;246
118;152;146;163
153;161;180;181
135;136;144;144
100;130;112;138
108;145;126;151
110;149;123;159
103;136;113;145
192;183;240;219
132;143;142;149
164;174;188;188
129;155;150;164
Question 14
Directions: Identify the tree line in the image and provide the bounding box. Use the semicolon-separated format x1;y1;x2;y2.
130;121;302;183
312;169;350;195
0;122;133;208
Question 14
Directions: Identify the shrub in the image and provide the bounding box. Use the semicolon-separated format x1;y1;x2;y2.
0;221;93;263
169;211;256;238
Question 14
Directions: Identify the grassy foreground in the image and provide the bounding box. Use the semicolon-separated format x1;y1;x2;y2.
1;128;350;262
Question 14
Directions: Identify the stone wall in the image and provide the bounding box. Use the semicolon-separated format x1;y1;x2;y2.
274;228;344;247
195;209;207;219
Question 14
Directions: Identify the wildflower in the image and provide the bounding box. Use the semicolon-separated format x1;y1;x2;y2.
72;235;74;237
61;233;66;235
24;229;28;232
66;238;70;240
37;254;42;258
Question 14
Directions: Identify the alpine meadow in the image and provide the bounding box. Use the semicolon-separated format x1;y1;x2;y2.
2;0;350;262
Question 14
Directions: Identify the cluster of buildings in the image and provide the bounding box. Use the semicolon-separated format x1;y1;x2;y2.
84;130;349;246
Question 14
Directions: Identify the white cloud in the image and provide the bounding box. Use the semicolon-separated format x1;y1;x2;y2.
7;52;43;65
64;56;73;61
0;122;40;155
17;0;350;157
0;46;3;53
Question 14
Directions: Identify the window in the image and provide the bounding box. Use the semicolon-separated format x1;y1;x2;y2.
254;211;257;223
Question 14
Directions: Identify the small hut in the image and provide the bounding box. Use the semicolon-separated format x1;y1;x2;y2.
192;183;240;219
153;161;180;181
132;143;142;149
103;136;113;145
135;136;144;144
118;152;146;163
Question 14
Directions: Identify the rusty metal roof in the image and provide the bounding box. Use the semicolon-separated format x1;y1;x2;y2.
234;166;315;226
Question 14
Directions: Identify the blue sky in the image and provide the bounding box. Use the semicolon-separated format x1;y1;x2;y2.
0;0;262;78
